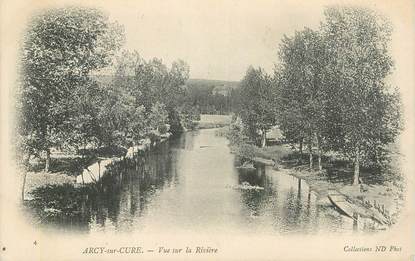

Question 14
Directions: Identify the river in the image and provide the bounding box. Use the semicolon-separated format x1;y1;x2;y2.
28;128;363;235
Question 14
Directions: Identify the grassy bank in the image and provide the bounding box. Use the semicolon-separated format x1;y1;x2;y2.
23;141;156;200
196;114;232;129
23;154;99;200
220;124;404;227
22;131;177;201
280;161;404;226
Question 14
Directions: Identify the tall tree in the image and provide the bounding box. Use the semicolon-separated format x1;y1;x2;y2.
148;102;169;134
97;82;147;148
277;28;327;170
110;50;192;138
239;67;277;147
321;7;401;185
61;81;103;154
131;56;190;134
165;60;190;133
19;7;124;171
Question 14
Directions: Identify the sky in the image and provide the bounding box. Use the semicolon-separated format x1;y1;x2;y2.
7;0;411;83
84;0;412;82
98;1;326;81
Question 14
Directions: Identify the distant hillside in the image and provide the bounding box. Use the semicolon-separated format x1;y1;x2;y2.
186;78;239;89
186;78;239;87
90;75;240;114
186;79;240;96
92;75;240;92
185;79;240;114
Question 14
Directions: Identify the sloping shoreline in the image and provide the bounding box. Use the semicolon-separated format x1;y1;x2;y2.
23;133;173;200
250;154;403;228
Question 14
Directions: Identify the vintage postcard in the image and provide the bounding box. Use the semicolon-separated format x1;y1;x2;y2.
0;0;414;260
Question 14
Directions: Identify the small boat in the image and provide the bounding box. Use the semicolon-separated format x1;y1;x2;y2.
236;162;256;170
232;181;264;190
327;191;356;219
328;191;389;225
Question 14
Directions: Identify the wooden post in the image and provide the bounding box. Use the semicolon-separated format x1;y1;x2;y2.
44;148;51;172
353;146;360;186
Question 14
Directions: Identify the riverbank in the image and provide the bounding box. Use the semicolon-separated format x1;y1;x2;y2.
26;128;363;235
23;113;232;200
22;133;172;200
228;139;404;227
23;171;77;201
283;166;403;227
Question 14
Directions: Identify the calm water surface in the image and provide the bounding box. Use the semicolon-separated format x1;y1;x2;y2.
31;129;361;235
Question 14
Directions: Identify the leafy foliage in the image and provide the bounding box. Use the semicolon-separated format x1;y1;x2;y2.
184;79;240;115
19;7;124;170
238;67;277;146
231;6;402;185
321;7;401;163
18;7;199;173
274;6;402;183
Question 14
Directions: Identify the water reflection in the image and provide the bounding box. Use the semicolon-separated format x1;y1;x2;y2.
28;129;362;235
237;165;321;234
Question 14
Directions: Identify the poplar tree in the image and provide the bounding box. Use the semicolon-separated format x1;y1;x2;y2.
277;28;326;170
20;7;124;171
321;7;401;185
239;67;276;147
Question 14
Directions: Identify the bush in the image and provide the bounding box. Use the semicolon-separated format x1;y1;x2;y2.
29;184;93;218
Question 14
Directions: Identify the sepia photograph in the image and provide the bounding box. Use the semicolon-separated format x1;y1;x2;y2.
0;0;414;260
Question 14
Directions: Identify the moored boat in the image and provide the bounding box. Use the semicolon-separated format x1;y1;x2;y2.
236;162;256;170
328;192;355;219
328;190;390;226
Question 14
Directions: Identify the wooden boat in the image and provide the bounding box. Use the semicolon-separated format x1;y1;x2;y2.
328;190;389;226
327;192;355;219
236;162;256;170
232;181;264;190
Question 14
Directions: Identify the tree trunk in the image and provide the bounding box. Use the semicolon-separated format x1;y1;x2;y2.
309;150;313;170
22;172;27;201
22;153;31;201
44;148;51;172
352;213;359;230
98;160;101;180
298;137;303;164
308;137;313;171
299;138;303;155
83;141;87;159
261;129;266;148
353;147;360;186
317;135;322;171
